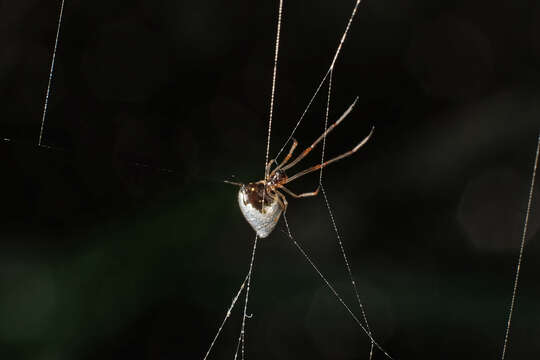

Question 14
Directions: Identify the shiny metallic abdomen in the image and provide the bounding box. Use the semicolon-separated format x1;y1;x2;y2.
238;188;283;238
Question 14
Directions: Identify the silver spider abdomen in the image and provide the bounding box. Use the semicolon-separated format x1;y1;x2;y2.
238;185;283;238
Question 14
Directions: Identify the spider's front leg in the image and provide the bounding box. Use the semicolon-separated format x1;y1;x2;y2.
265;159;276;180
284;126;375;184
270;139;298;176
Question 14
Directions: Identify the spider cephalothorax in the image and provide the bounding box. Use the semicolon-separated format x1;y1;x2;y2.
230;99;374;238
267;169;287;187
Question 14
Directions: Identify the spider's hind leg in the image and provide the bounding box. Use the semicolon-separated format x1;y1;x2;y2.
274;190;288;215
278;185;319;198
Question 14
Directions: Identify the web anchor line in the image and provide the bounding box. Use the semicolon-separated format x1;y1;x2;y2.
202;274;248;360
275;0;365;162
264;0;284;174
234;235;259;360
500;131;540;360
23;0;175;177
318;66;375;359
38;0;66;147
262;0;285;229
282;215;394;360
202;235;258;360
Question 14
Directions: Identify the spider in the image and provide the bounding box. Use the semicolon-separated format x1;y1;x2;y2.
227;98;374;238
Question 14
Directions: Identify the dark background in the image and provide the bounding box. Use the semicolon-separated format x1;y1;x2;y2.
2;0;540;359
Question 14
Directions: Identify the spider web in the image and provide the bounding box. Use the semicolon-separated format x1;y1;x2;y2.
203;0;393;358
6;0;540;359
500;131;540;360
200;0;540;357
318;66;376;359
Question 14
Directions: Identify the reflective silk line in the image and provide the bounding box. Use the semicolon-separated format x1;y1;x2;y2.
282;215;394;360
275;0;364;161
234;235;259;360
318;67;375;359
501;131;540;360
319;67;333;184
202;274;249;360
264;0;284;174
320;185;375;359
329;0;363;71
38;0;66;146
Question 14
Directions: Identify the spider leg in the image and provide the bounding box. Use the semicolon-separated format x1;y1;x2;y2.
278;184;319;198
285;126;374;184
280;97;358;172
224;180;243;186
265;159;276;179
270;139;298;177
272;190;288;215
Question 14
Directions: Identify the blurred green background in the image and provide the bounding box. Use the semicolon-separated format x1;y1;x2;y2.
2;0;540;359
